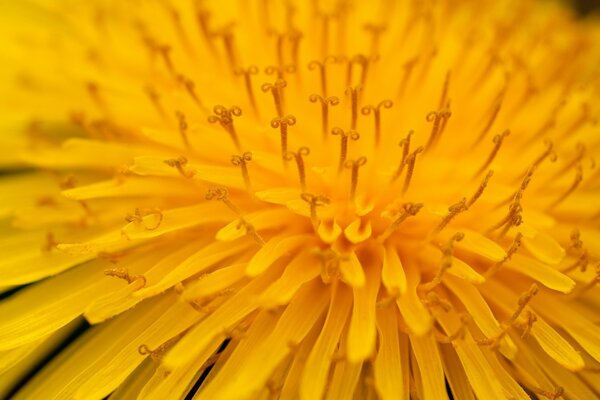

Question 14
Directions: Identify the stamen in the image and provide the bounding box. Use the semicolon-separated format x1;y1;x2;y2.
345;86;362;130
548;143;586;182
313;247;345;283
531;386;564;400
363;23;387;55
261;79;287;117
231;152;253;191
236;218;266;246
284;147;310;191
433;198;468;235
402;146;424;194
317;12;333;58
207;105;243;150
531;140;558;171
270;115;297;160
346;55;372;87
301;193;330;230
473;96;503;146
574;263;600;294
104;267;147;288
138;331;186;362
424;101;452;150
42;232;58;252
515;310;537;339
175;110;191;149
125;207;164;230
288;29;303;70
467;170;494;208
177;74;207;112
476;283;539;350
377;202;423;242
86;82;107;113
391;130;413;182
213;24;238;70
331;127;361;172
421;232;465;292
548;163;583;210
485;232;523;277
563;231;588;273
206;187;242;216
164;156;195;178
309;94;340;140
438;70;451;110
344;157;367;202
155;44;175;75
234;66;260;114
308;56;338;96
265;64;296;80
423;291;453;312
475;130;510;177
435;313;471;343
194;3;216;52
398;57;418;97
361;100;393;146
144;86;166;119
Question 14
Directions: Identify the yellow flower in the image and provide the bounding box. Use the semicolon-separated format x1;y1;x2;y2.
1;0;599;399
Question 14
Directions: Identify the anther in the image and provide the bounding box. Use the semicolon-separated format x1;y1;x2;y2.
392;130;413;182
548;163;583;210
205;186;242;216
308;56;338;96
421;232;464;292
104;267;147;288
231;152;253;191
301;193;330;230
284;147;310;191
261;79;287;117
485;232;523;277
548;143;586;183
377;202;423;242
344;157;367;203
345;86;362;130
207;105;243;150
475;130;510;177
515;310;537;339
234;66;260;114
175;111;191;149
402;146;424;194
271;115;297;160
125;208;163;230
331;127;360;172
424;101;452;150
423;292;453;312
363;23;387;55
138;332;186;362
361;100;393;146
531;140;558;171
309;94;339;140
164;156;195;178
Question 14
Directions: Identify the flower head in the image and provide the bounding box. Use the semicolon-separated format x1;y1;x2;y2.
1;0;599;399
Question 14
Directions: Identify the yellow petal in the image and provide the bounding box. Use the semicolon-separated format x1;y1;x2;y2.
410;332;448;400
530;315;585;371
374;308;405;400
505;253;575;293
258;251;321;308
216;280;329;400
215;209;291;241
440;345;476;400
347;261;380;362
344;218;372;244
300;284;351;400
456;229;505;261
397;258;432;335
246;233;313;276
522;230;565;265
182;262;247;300
381;244;407;296
339;251;366;288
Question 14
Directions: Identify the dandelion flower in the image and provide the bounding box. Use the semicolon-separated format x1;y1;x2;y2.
1;0;600;399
